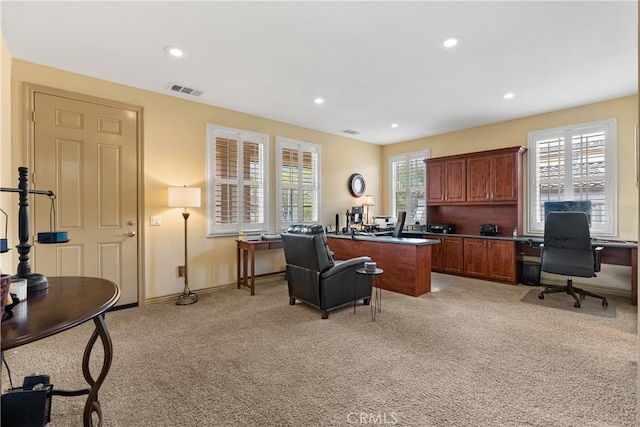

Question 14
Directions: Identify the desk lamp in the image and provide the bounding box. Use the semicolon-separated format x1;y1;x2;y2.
362;195;375;225
168;186;201;305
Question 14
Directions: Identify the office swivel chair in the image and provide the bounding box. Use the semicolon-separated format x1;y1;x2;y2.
538;211;607;308
392;211;407;237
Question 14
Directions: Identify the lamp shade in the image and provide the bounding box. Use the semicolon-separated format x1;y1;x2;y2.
168;186;201;208
362;195;375;206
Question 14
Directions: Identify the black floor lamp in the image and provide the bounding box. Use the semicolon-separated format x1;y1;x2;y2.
168;186;201;305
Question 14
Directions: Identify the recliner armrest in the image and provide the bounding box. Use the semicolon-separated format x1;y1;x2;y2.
321;256;371;280
593;246;603;273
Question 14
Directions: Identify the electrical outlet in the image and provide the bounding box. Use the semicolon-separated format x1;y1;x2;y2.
177;265;185;277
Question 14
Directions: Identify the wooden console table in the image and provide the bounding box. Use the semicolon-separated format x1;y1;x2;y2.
1;276;120;426
236;239;283;295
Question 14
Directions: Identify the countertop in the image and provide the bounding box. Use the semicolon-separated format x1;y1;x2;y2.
410;232;638;249
327;233;440;246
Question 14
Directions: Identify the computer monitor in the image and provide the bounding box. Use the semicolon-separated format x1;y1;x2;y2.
543;200;592;225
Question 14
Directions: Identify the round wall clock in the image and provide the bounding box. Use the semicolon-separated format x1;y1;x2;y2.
348;173;366;197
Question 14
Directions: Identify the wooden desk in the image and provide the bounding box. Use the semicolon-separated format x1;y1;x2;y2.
327;235;439;297
1;276;120;426
236;239;283;295
518;240;638;305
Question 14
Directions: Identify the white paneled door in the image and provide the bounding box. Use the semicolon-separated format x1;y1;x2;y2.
31;91;139;306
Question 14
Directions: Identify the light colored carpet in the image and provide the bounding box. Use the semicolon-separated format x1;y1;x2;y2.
520;287;616;318
3;273;637;426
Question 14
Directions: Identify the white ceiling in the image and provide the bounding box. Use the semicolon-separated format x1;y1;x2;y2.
1;1;637;145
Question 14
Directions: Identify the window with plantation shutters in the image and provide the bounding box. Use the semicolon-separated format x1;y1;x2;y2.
206;125;268;236
527;118;617;235
276;137;320;231
389;150;429;224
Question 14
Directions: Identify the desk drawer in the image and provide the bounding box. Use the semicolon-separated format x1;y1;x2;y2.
268;241;283;249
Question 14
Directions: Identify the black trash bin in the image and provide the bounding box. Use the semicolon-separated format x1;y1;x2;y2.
521;261;541;286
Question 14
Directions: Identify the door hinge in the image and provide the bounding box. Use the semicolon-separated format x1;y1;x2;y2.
31;110;36;122
32;172;36;184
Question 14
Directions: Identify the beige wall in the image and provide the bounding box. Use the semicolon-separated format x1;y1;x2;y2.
7;59;380;300
382;96;639;241
1;33;13;276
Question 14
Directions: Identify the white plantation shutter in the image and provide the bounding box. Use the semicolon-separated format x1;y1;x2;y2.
389;150;429;223
207;125;268;235
276;137;320;231
528;119;616;235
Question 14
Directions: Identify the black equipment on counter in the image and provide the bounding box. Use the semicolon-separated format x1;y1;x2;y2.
480;224;499;236
428;223;456;234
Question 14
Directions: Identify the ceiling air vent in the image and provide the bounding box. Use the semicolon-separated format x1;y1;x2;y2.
341;129;360;135
168;84;203;97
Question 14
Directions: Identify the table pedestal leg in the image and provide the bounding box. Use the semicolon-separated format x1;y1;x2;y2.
82;313;113;427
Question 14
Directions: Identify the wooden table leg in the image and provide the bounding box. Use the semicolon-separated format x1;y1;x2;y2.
242;249;248;290
250;245;256;296
632;248;637;305
237;244;241;289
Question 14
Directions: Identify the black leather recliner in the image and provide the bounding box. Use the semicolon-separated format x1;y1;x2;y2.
282;224;373;319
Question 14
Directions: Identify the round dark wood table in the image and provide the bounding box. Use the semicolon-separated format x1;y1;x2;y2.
1;276;120;426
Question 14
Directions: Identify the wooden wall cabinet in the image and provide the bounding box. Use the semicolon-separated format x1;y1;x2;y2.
431;236;464;274
466;151;520;203
425;146;526;236
426;158;466;204
463;238;517;283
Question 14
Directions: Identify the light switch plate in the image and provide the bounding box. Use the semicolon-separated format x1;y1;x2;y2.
150;216;161;226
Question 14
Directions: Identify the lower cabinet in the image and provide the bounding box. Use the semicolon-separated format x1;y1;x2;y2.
431;235;516;284
431;236;464;274
464;238;517;283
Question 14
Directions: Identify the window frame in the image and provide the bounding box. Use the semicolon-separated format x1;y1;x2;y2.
275;137;321;232
205;124;269;236
527;118;617;236
388;149;430;224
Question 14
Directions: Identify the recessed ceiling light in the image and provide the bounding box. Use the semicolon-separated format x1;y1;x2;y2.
442;36;461;49
164;46;187;58
391;123;399;128
314;97;324;104
503;92;515;100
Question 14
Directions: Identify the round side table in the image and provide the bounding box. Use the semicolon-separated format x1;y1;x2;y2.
356;267;384;321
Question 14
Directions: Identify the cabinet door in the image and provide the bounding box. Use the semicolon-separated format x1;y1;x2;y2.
431;236;464;274
441;236;464;274
427;158;466;204
431;236;443;270
466;156;491;202
490;153;517;202
426;159;445;203
487;240;516;282
445;158;466;203
464;238;488;278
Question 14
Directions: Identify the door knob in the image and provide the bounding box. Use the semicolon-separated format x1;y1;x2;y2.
127;231;136;237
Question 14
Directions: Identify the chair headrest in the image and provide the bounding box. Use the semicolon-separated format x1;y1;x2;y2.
285;223;325;235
